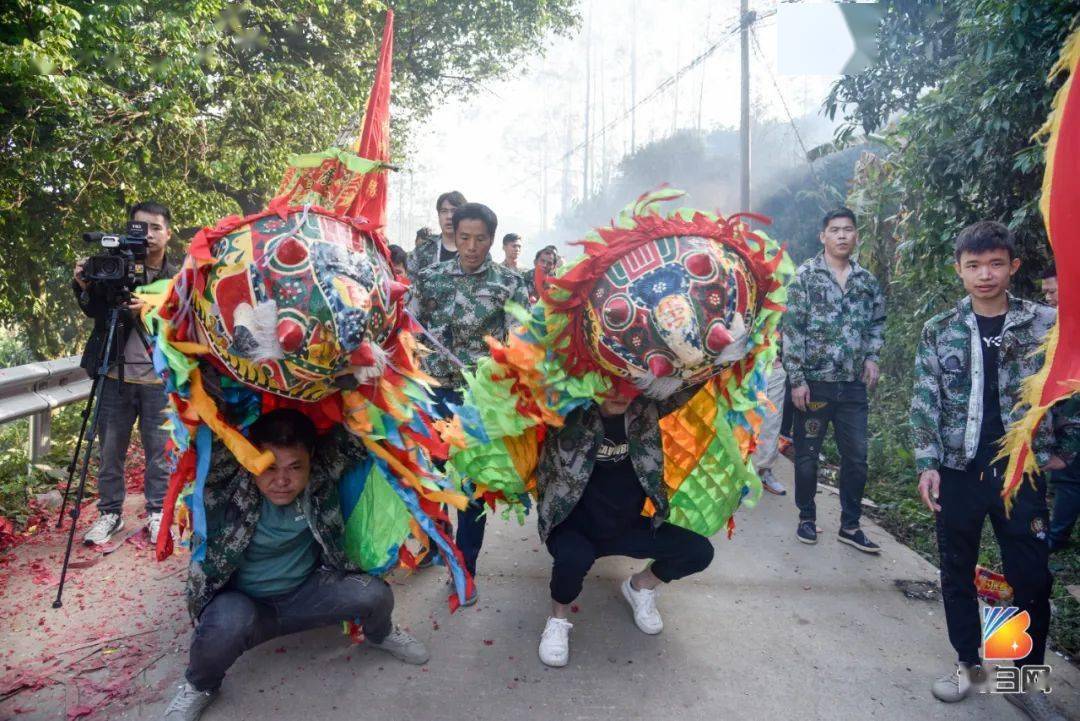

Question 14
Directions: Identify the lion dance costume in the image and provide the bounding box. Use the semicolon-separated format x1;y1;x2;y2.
440;188;794;538
140;12;475;608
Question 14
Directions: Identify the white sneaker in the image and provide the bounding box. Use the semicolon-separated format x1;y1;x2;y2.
931;662;986;703
83;512;123;546
147;512;164;543
367;626;430;665
163;681;217;720
538;616;572;667
621;577;663;634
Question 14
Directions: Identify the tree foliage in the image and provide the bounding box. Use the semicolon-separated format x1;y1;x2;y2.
0;0;576;357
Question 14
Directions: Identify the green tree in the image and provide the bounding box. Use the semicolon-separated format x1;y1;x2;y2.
0;0;577;357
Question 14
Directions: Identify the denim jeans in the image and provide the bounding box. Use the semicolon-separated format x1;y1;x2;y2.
186;568;393;691
96;377;170;514
792;381;868;529
1049;462;1080;551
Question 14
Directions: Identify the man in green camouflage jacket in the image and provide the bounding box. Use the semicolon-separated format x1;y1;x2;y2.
911;221;1069;721
782;208;885;552
534;388;714;668
164;410;427;721
406;190;466;280
408;202;529;595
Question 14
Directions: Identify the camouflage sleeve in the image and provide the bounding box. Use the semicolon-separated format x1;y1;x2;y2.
866;277;886;363
505;274;530;338
1053;397;1080;464
315;426;369;481
781;273;808;387
405;244;421;281
910;321;943;473
407;271;425;323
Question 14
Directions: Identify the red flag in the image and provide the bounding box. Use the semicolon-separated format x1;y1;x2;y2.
271;11;394;222
1001;29;1080;505
348;9;394;225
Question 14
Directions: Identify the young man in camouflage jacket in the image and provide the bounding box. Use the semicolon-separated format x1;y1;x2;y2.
408;202;530;599
911;221;1070;721
163;410;427;721
406;190;466;280
782;208;885;552
534;388;714;668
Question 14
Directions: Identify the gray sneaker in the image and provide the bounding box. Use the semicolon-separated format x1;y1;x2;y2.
1005;688;1067;721
760;468;786;495
931;662;985;703
368;626;430;665
162;681;217;720
83;512;123;546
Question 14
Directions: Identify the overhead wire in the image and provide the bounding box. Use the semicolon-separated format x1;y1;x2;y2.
501;8;779;195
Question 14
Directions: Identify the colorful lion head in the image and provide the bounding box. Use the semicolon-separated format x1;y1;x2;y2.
542;191;785;399
190;208;405;401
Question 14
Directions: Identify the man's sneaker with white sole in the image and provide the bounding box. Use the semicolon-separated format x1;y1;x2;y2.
931;662;985;703
539;616;573;667
147;512;164;544
162;681;217;720
83;512;123;546
621;577;663;634
367;626;430;665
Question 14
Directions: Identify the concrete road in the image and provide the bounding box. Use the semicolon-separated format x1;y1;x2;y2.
4;458;1077;720
142;460;1080;721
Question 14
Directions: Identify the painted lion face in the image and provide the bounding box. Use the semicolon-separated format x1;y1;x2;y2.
192;210;400;400
582;235;758;391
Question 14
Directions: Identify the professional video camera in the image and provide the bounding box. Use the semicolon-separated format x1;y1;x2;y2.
80;219;150;296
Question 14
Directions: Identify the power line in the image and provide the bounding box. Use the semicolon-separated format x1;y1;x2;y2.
748;23;828;198
504;8;778;195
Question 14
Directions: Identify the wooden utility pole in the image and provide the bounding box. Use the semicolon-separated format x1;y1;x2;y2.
582;6;592;201
734;0;751;211
630;0;637;152
739;0;752;211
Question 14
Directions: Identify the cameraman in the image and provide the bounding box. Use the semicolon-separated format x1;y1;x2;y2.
72;201;177;547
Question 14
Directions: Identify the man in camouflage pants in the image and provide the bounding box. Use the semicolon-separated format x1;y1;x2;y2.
912;221;1071;721
409;202;529;603
783;208;885;553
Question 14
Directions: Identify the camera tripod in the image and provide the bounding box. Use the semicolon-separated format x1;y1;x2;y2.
53;297;156;609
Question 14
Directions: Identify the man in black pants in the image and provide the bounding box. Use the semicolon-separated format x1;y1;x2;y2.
535;390;714;668
912;221;1069;721
783;208;886;553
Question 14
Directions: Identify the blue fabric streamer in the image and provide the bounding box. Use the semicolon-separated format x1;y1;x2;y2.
190;425;212;563
338;457;372;521
375;455;469;603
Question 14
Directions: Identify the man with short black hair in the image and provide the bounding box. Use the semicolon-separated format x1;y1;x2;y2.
1040;265;1058;307
529;245;560;303
783;207;885;553
912;221;1071;720
502;233;523;272
407;191;467;278
74;201;177;546
162;409;428;721
409;203;530;599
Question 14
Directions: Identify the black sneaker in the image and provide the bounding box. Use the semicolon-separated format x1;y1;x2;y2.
796;520;818;544
416;551;437;569
838;527;881;554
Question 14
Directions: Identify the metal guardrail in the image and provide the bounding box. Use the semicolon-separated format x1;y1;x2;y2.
0;356;90;463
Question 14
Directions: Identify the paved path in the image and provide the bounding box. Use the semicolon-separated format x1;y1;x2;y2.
3;459;1078;720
